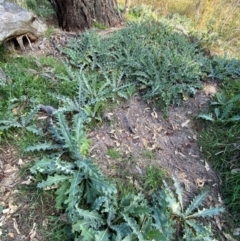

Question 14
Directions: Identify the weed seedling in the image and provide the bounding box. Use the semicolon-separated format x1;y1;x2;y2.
144;165;166;191
107;148;122;159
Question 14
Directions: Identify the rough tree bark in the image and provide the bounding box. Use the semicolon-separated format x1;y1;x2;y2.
48;0;122;31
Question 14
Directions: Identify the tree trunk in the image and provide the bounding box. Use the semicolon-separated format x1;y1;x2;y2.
48;0;122;31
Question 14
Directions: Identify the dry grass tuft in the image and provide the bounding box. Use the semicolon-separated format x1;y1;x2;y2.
118;0;240;55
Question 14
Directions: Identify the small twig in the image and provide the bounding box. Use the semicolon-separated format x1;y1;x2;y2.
123;114;135;134
51;37;68;56
25;34;34;51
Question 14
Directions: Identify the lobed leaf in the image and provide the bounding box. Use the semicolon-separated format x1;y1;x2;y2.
184;190;208;217
187;206;224;219
37;174;70;188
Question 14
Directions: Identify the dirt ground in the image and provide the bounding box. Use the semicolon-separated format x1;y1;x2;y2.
89;84;221;202
0;29;228;240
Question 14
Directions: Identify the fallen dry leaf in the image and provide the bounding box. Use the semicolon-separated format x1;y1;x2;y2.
13;218;20;234
214;216;222;230
9;202;18;214
181;119;190;127
141;138;149;149
205;161;210;171
2;208;10;214
135;165;143;175
21;176;34;185
8;232;14;238
29;222;37;240
223;232;238;241
18;158;24;166
151;109;158;119
113;140;120;147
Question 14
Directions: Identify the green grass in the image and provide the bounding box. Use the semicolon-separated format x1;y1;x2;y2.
0;56;72;116
0;55;71;156
144;165;166;192
38;216;71;241
10;0;55;20
107;148;123;159
199;123;240;210
16;183;70;240
198;79;240;227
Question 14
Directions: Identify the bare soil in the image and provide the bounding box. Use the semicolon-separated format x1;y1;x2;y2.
89;85;221;203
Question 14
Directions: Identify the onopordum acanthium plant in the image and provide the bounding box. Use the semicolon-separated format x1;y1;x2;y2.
27;112;224;240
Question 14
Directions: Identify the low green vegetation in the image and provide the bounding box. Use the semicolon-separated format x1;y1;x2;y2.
144;165;166;191
23;111;224;240
65;19;205;111
198;79;240;224
1;1;240;240
107;148;123;159
11;0;55;19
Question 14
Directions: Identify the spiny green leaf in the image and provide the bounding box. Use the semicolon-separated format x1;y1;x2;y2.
37;174;70;188
75;225;95;241
187;206;224;219
55;181;70;210
163;180;181;216
227;93;240;104
54;157;75;174
172;176;183;211
121;236;133;241
117;91;128;99
214;108;220;119
92;196;107;210
152;206;162;229
26;125;43;135
147;229;165;240
76;158;98;177
26;143;63;152
122;214;145;241
220;102;233;120
21;105;40;126
91;175;117;195
30;156;54;174
110;223;132;238
65;170;84;219
198;114;214;121
73;113;84;146
185;219;212;236
227;115;240;122
0;120;22;130
72;219;99;231
184;190;208;216
120;193;147;215
76;159;116;194
132;206;151;216
75;207;104;224
57;112;78;152
94;229;110;241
